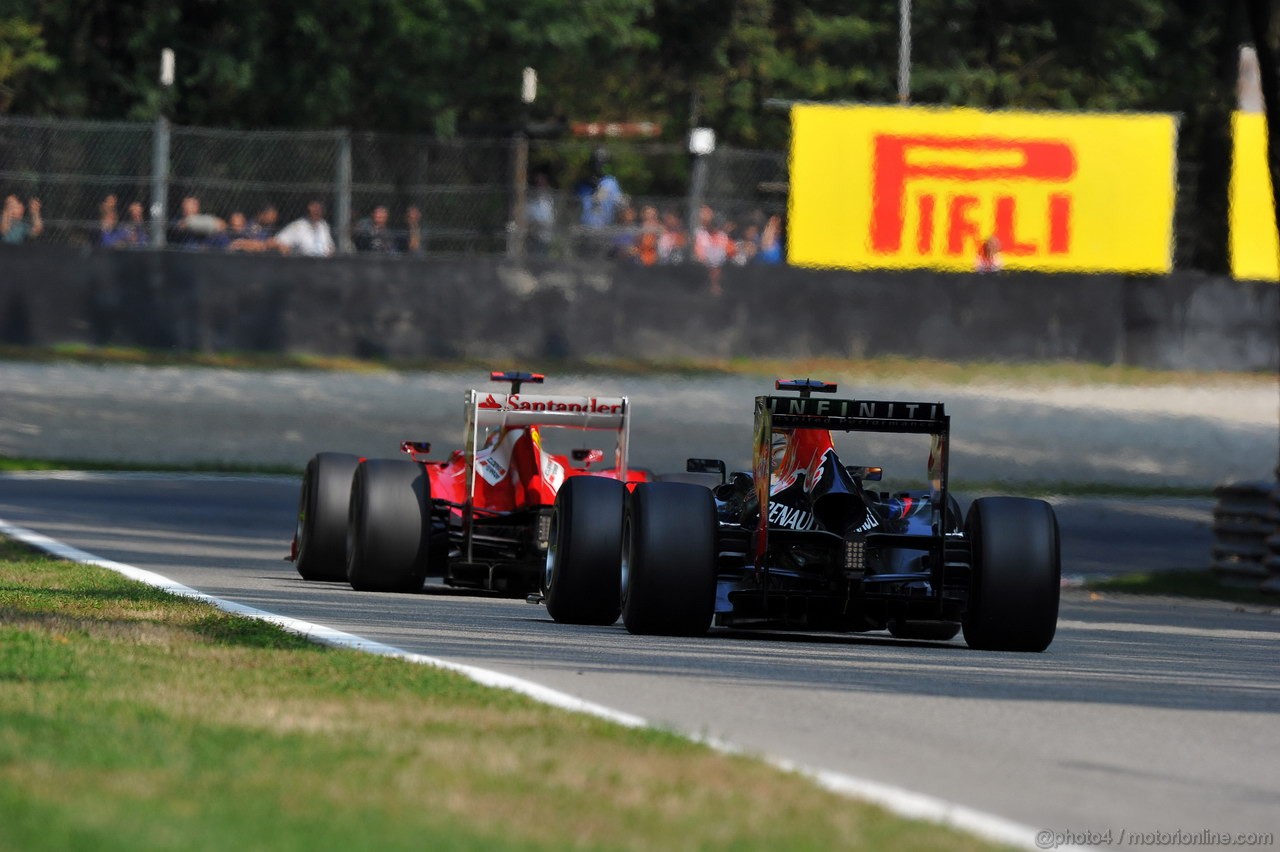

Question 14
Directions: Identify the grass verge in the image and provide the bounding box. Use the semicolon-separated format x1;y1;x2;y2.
2;343;1273;388
0;456;300;476
950;481;1212;499
0;538;1010;852
1086;570;1278;608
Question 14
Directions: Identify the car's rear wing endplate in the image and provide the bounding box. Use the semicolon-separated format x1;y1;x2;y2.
760;395;946;434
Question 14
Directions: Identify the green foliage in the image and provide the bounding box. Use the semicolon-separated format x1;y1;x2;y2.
1087;570;1280;606
0;0;1228;138
0;15;56;91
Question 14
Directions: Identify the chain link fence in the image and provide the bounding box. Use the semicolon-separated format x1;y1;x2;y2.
1;114;1223;269
0;116;153;244
0;115;788;263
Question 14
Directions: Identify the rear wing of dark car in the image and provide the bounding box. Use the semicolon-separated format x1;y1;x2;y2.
761;395;947;435
752;393;952;561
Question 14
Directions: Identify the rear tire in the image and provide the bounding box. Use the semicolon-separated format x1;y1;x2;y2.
347;459;431;593
295;452;360;581
962;497;1060;652
544;476;626;625
621;482;717;636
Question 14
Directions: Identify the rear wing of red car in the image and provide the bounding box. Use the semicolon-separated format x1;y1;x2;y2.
464;389;632;498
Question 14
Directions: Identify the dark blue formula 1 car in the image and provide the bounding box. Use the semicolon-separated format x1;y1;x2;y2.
535;379;1061;652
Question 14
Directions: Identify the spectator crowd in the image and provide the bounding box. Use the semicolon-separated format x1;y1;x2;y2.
2;147;790;285
551;147;786;293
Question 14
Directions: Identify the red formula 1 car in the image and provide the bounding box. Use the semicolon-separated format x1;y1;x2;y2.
541;379;1061;651
290;371;649;595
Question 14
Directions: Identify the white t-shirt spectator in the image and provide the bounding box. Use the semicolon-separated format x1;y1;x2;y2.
276;217;335;257
694;227;733;268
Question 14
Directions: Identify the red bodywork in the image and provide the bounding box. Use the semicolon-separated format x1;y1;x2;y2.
410;386;649;524
412;425;648;515
767;428;837;497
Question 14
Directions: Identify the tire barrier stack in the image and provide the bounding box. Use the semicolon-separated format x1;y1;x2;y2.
1267;474;1280;595
1211;479;1280;593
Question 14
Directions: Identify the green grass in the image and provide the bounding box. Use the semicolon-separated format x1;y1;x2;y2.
0;456;301;476
949;481;1213;499
0;343;392;374
0;538;1012;852
1086;569;1279;607
2;343;1273;388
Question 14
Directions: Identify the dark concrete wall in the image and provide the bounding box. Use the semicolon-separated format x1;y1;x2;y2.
1;244;1276;371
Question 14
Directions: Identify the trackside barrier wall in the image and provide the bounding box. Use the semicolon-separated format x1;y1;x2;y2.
0;244;1276;373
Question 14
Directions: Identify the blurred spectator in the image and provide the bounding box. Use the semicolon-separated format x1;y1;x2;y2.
247;205;280;241
168;195;225;249
578;147;624;229
733;223;759;266
1;194;43;244
276;200;335;257
694;211;735;296
99;195;148;249
756;214;783;264
114;201;150;248
96;195;120;247
658;209;687;264
608;204;639;261
399;206;424;254
354;205;396;253
226;211;249;239
635;205;661;266
207;211;240;250
222;206;282;253
526;174;555;256
223;212;271;252
975;236;1003;272
696;203;716;253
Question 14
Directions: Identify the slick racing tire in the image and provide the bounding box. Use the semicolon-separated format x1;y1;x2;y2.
544;476;626;625
295;452;360;581
887;620;961;641
621;482;717;636
347;458;431;593
962;497;1061;652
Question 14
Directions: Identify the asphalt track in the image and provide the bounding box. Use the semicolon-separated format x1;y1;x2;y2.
2;363;1277;847
1;471;1276;850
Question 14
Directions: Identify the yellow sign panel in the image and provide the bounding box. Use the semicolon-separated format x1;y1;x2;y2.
1229;112;1280;282
788;104;1177;273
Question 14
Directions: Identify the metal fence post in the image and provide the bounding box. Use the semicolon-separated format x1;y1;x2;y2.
509;134;529;259
335;128;353;255
150;117;170;248
686;152;708;249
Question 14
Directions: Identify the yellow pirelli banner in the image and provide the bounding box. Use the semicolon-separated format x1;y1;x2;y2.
788;104;1178;273
1230;112;1280;282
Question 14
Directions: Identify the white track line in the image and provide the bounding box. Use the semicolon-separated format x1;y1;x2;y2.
0;516;1084;852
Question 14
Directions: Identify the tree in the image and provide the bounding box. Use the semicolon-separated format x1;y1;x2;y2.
0;15;56;112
